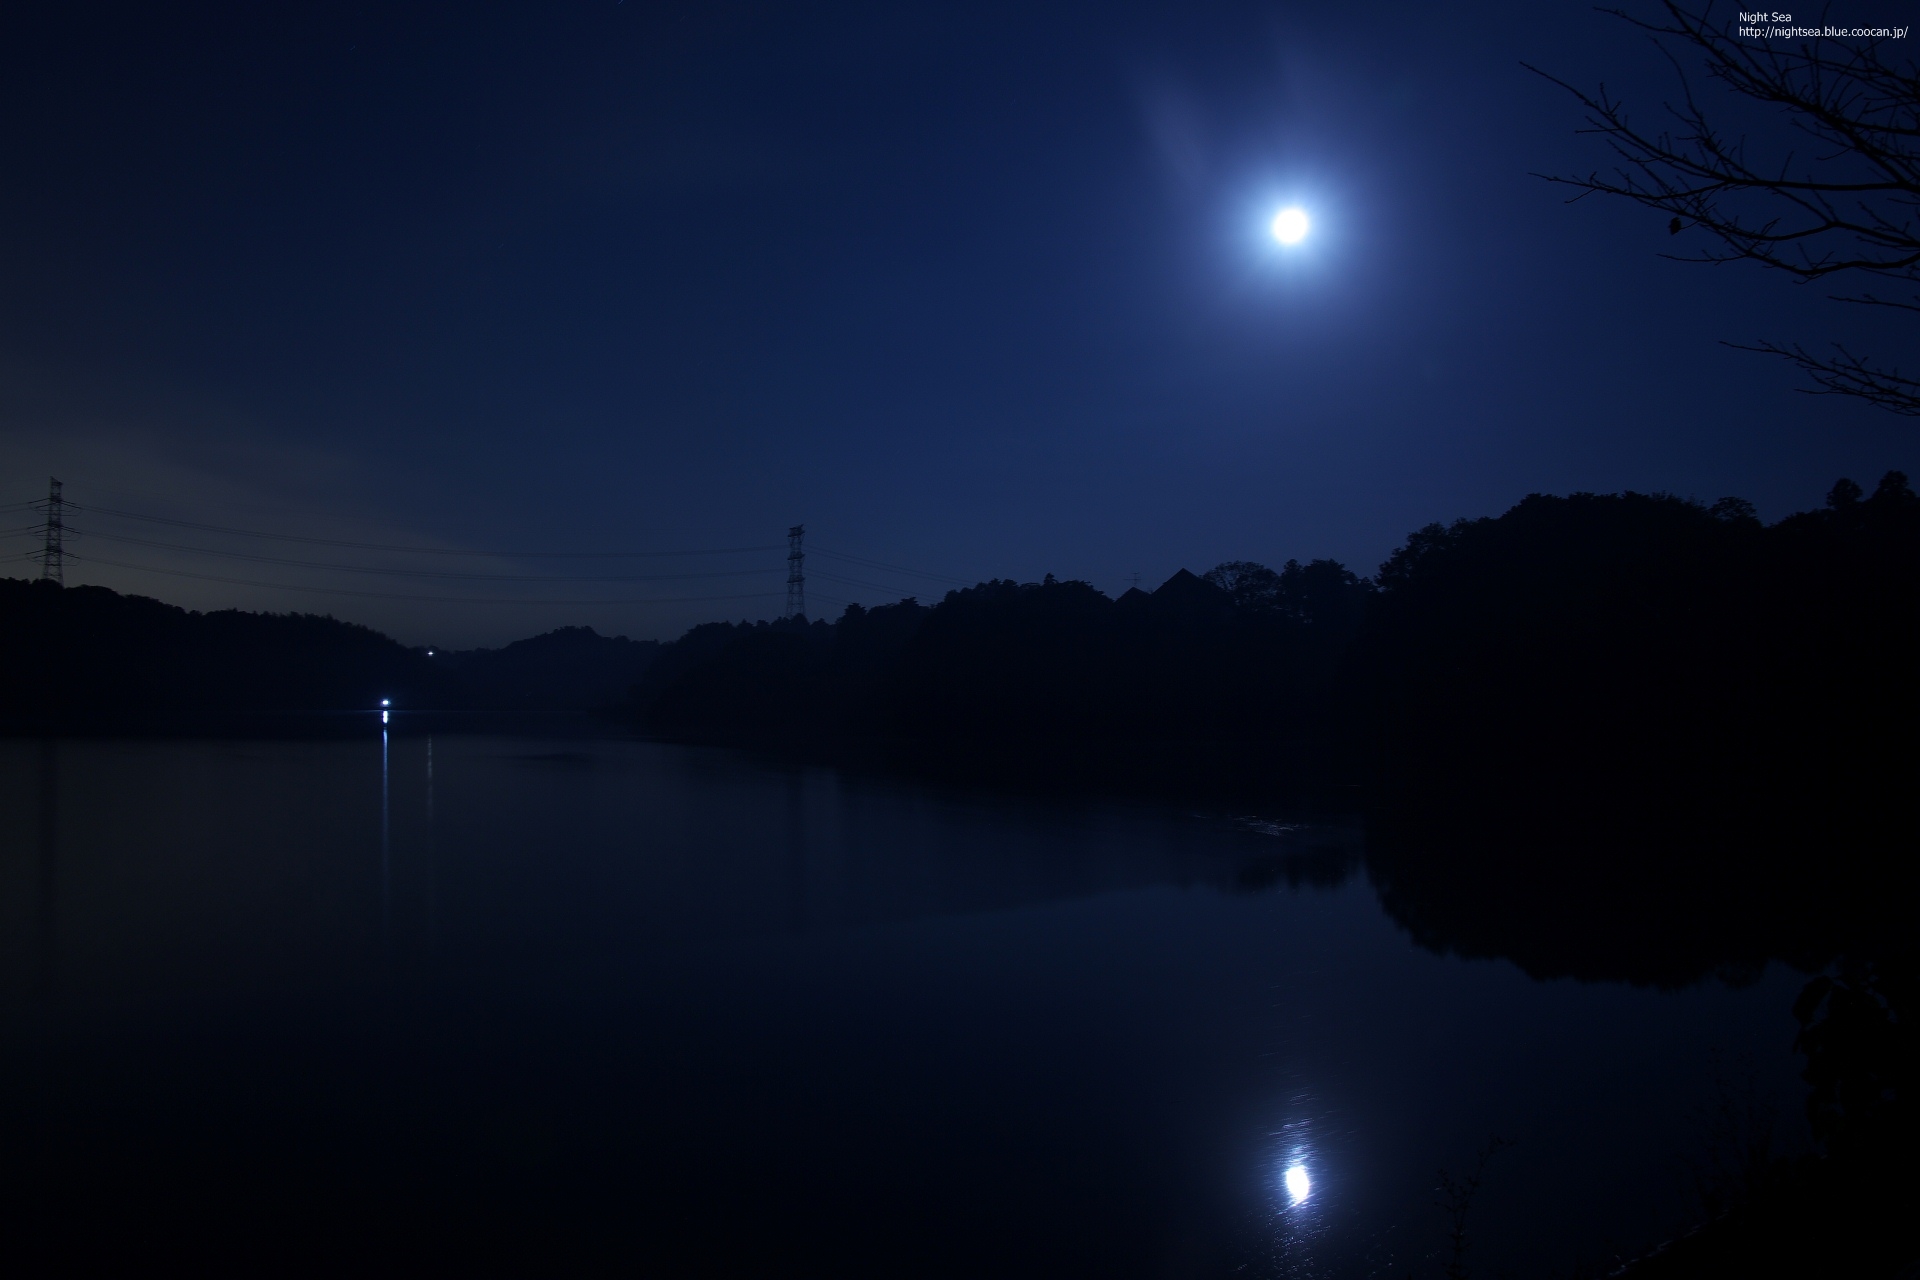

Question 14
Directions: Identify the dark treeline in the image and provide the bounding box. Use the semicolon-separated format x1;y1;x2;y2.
632;559;1373;798
1339;479;1918;1276
0;579;658;722
633;475;1919;818
1366;480;1917;822
633;474;1920;973
1363;475;1919;981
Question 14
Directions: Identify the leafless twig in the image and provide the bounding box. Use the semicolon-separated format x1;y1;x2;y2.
1534;2;1920;413
1433;1135;1514;1280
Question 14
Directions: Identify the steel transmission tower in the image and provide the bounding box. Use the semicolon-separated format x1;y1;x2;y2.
32;478;65;585
785;524;806;620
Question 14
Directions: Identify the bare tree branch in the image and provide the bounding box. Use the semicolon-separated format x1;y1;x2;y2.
1535;2;1920;415
1733;339;1920;414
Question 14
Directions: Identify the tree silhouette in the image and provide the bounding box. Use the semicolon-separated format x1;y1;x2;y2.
1536;2;1920;413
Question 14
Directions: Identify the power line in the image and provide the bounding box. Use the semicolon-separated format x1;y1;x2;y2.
810;569;941;598
70;502;783;559
71;553;790;606
809;548;970;584
10;486;982;616
22;499;970;583
65;531;782;583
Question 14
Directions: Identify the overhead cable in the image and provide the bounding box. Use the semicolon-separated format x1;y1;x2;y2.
73;554;788;606
71;503;783;559
809;548;970;584
808;569;940;598
73;531;781;582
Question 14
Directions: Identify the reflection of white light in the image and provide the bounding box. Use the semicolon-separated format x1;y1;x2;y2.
381;710;389;724
1270;207;1310;244
1285;1164;1311;1205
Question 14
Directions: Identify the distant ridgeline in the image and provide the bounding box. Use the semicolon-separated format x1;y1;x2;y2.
423;627;660;712
0;581;658;722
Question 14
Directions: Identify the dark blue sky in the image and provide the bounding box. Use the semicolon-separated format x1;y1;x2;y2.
3;1;1913;645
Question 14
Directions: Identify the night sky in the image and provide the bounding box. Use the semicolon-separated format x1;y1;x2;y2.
3;1;1913;646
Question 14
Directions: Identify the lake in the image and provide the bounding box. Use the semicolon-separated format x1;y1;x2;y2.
0;724;1806;1277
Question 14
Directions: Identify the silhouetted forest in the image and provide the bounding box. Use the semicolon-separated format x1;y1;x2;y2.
1364;477;1918;819
631;478;1920;984
632;475;1919;809
631;558;1374;796
1358;475;1918;977
1333;478;1918;1276
0;579;656;723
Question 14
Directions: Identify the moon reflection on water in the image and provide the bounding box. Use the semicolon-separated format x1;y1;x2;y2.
1256;1115;1331;1278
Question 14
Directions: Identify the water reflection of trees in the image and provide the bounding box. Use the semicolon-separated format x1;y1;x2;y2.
1366;796;1918;1274
1362;807;1907;989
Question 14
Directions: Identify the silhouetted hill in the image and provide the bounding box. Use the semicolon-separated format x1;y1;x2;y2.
429;626;659;711
0;578;450;721
0;581;658;723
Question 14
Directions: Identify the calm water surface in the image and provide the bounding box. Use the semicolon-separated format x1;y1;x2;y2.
0;726;1804;1277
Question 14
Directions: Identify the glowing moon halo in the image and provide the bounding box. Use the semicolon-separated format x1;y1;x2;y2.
1270;206;1310;245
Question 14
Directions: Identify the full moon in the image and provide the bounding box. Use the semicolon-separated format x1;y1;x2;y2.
1270;207;1310;244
